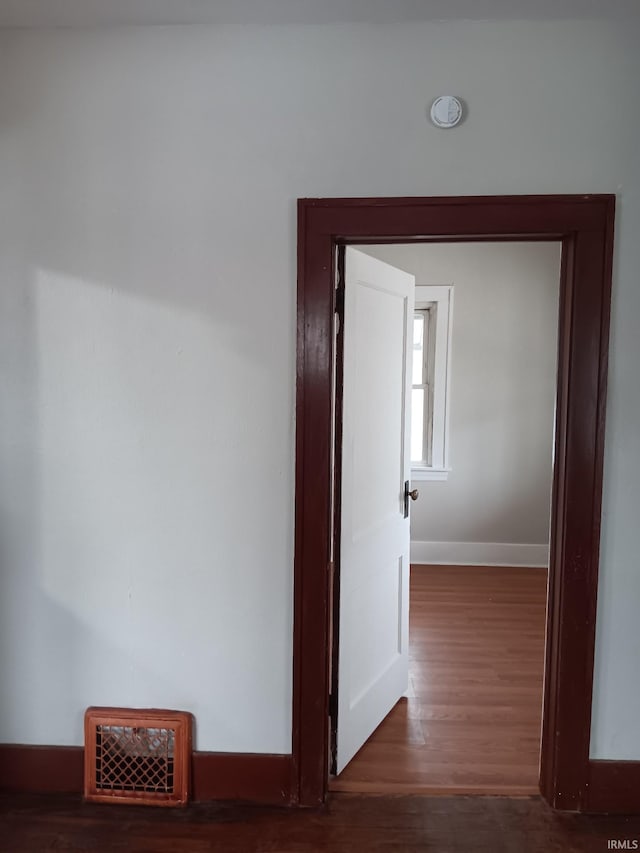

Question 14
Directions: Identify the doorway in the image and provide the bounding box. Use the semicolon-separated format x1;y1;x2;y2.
293;195;615;810
329;240;560;794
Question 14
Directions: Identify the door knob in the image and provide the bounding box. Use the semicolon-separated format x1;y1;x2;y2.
403;481;419;518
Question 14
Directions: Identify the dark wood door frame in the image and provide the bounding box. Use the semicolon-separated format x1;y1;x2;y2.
293;194;615;810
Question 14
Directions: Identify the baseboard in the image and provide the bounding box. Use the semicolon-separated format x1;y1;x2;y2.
0;744;84;795
587;760;640;813
192;752;294;804
0;744;294;806
3;746;638;813
410;540;549;568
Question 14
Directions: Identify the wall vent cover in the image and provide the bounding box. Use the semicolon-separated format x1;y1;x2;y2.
84;707;192;807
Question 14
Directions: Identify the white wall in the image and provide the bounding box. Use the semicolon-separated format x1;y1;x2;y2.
0;20;638;758
362;242;560;557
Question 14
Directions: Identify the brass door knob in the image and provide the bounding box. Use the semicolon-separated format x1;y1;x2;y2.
408;488;419;501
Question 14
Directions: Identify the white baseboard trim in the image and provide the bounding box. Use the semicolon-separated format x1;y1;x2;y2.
410;540;549;568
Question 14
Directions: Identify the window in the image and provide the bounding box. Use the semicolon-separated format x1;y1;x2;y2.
410;285;453;481
411;305;436;467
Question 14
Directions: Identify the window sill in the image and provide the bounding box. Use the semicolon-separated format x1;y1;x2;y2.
411;468;450;482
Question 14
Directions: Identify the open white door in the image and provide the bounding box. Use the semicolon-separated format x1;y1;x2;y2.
335;247;415;774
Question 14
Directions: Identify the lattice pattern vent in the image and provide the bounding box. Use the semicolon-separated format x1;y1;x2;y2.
84;707;192;807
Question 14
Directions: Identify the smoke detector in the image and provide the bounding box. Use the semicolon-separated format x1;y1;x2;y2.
430;96;463;128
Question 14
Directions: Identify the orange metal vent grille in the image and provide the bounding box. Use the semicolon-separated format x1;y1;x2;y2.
84;707;192;807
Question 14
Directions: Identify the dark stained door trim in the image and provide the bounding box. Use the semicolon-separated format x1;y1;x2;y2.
293;195;615;809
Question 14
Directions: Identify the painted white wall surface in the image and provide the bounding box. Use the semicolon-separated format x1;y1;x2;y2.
361;242;560;551
0;20;638;758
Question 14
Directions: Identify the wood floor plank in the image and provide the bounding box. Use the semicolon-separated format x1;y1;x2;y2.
330;564;547;795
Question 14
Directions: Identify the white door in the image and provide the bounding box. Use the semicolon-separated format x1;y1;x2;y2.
335;247;415;774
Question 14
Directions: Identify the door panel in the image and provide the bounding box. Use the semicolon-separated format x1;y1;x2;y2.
335;247;414;774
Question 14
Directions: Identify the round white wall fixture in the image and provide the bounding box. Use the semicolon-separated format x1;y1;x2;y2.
430;96;463;128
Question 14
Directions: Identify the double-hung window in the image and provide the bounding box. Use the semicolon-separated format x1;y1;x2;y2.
412;304;437;467
410;285;454;481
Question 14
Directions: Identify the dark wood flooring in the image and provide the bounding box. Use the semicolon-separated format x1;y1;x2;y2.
2;792;640;852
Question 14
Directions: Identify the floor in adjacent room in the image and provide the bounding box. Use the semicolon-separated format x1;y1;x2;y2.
330;564;548;795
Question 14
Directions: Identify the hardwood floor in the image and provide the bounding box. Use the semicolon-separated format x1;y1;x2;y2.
2;792;640;852
330;564;548;795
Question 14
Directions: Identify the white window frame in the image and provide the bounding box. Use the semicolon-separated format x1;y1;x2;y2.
411;284;454;482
